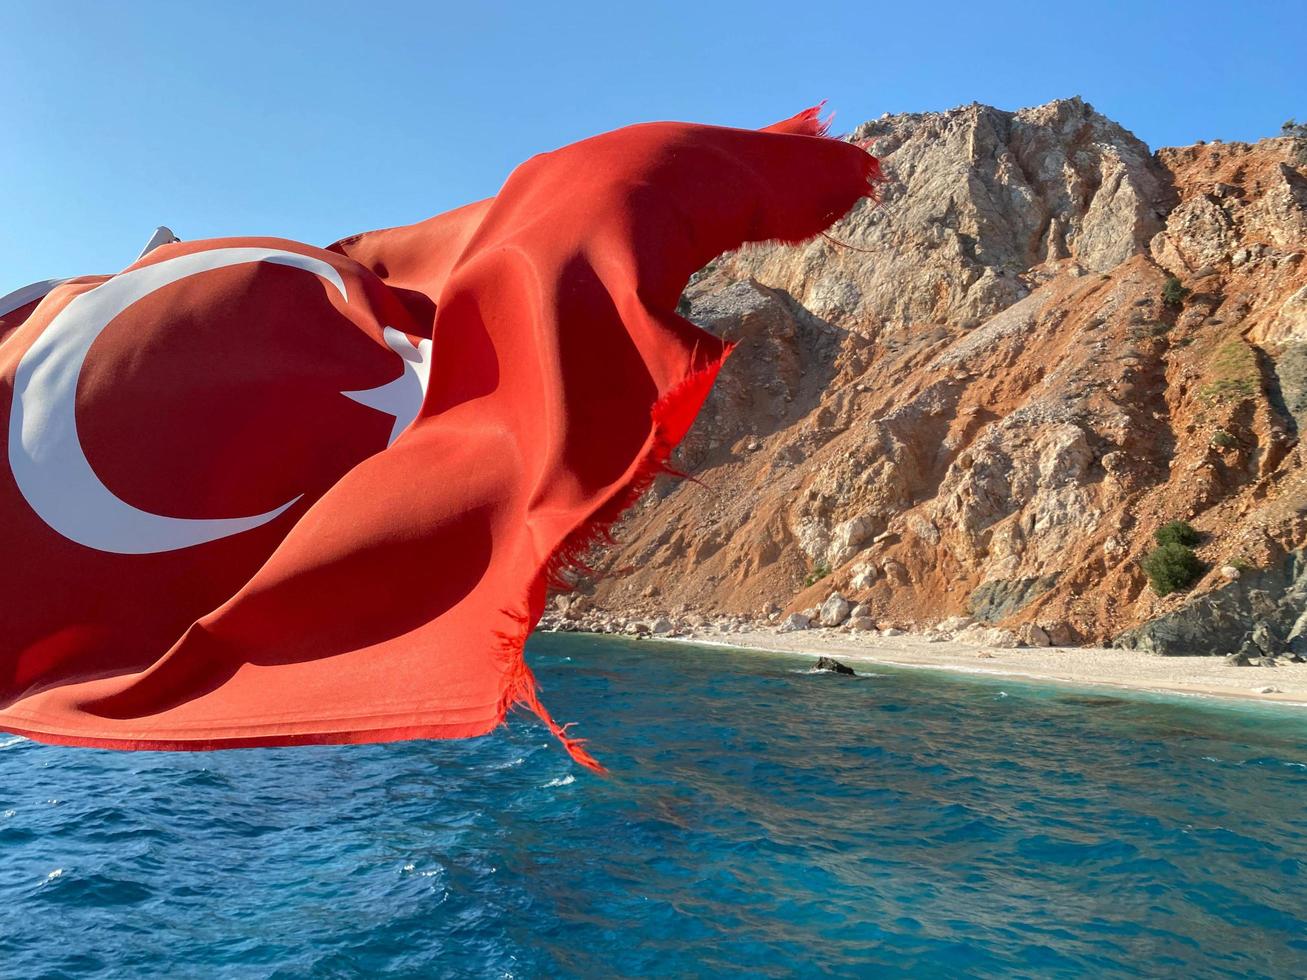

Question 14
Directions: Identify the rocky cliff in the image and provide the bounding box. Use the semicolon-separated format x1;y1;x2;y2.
554;98;1307;655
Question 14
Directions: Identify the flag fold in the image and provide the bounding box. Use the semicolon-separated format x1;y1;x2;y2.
0;108;882;769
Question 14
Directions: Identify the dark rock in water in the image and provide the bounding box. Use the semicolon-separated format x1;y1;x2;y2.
813;656;855;675
1114;549;1307;656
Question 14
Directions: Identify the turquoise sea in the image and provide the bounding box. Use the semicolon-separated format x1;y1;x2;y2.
2;632;1306;978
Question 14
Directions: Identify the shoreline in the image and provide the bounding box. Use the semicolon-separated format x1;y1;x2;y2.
642;628;1307;708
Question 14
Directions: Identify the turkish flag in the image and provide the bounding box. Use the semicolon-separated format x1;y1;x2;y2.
0;109;881;769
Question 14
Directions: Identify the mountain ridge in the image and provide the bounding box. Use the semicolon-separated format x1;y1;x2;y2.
551;97;1307;656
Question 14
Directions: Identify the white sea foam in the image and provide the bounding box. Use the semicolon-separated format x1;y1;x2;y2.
543;774;576;788
402;862;443;879
45;869;63;881
0;736;28;750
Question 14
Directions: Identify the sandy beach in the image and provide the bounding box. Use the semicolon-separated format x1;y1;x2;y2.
667;627;1307;707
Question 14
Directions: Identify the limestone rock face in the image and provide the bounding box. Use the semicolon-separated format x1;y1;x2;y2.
713;97;1171;330
565;99;1307;651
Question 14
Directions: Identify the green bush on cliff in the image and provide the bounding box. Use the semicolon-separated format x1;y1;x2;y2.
1161;276;1190;310
1210;429;1237;449
1154;520;1201;548
803;563;830;587
1142;543;1204;596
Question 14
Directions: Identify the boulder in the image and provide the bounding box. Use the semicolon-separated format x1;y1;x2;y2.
779;612;811;632
1251;621;1282;657
819;592;852;627
882;560;910;585
1290;629;1307;657
936;615;975;633
850;602;872;619
1225;651;1253;666
956;625;1020;647
1044;622;1079;647
826;517;871;567
813;656;855;676
848;616;876;632
1018;623;1052;647
650;617;674;636
849;563;878;591
1235;636;1262;662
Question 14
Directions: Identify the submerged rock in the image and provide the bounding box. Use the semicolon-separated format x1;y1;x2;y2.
813;656;855;675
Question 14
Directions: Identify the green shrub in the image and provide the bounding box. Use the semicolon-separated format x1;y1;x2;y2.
1142;543;1204;596
1161;276;1190;310
1155;520;1201;548
1210;429;1236;449
803;563;831;587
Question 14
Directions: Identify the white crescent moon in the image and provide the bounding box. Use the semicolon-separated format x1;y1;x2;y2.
8;247;348;555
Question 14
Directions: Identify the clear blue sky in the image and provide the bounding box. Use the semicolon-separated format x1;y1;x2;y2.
2;0;1303;290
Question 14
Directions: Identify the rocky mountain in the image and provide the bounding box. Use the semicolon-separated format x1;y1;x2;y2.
554;98;1307;655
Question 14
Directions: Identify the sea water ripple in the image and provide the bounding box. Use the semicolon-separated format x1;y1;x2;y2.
2;633;1306;977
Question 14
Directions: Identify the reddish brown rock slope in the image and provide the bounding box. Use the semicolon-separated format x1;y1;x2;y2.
560;99;1307;652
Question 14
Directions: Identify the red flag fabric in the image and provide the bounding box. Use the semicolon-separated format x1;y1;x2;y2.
0;109;882;769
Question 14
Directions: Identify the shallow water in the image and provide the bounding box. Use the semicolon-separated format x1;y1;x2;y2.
3;634;1307;978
